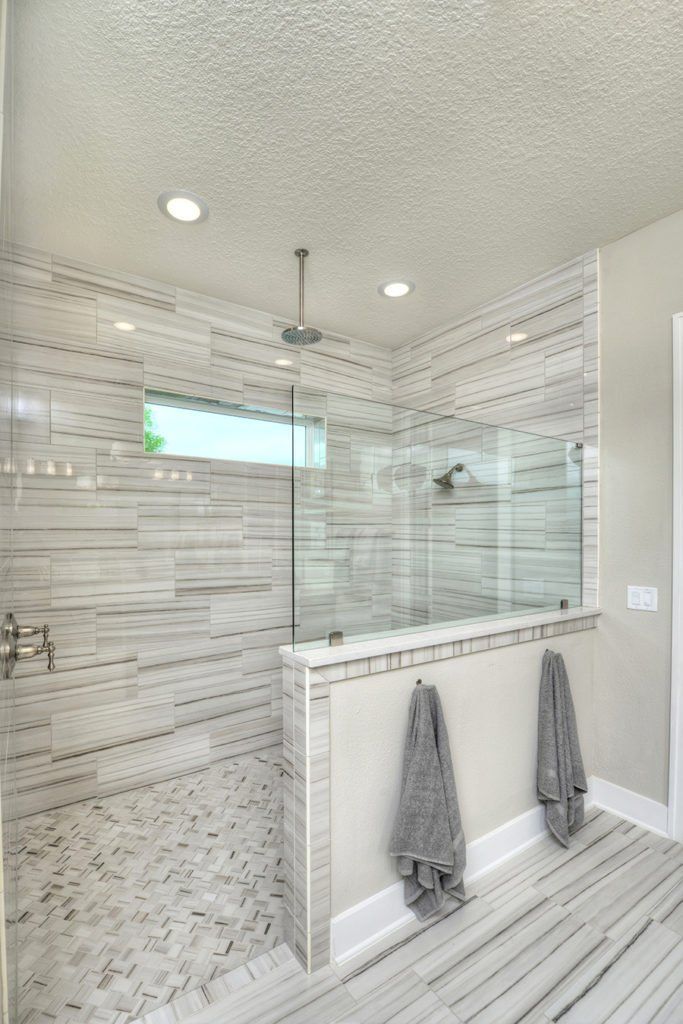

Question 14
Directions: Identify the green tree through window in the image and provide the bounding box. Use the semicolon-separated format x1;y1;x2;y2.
144;406;166;452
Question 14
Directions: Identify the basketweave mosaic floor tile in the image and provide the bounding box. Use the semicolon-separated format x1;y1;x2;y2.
18;750;284;1024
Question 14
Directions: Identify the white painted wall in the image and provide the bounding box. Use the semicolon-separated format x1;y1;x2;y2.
329;630;595;916
597;207;683;804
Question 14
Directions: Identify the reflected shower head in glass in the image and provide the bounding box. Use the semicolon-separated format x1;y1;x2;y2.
433;463;464;488
281;248;323;346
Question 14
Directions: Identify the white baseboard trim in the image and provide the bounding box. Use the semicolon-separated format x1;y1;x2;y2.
591;775;669;836
330;884;415;966
331;801;550;965
463;804;547;884
330;775;669;966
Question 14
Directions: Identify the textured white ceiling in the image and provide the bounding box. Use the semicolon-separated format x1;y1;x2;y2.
12;0;683;347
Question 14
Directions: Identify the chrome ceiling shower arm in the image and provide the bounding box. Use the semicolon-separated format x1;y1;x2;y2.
297;247;306;329
281;248;323;346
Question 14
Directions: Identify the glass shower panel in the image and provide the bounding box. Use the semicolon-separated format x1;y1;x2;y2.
292;385;582;650
292;387;395;646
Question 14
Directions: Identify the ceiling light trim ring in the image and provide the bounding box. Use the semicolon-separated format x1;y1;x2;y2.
378;280;415;298
157;190;209;223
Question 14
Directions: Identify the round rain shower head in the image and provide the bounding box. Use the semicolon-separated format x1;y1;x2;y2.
281;325;323;346
281;248;323;347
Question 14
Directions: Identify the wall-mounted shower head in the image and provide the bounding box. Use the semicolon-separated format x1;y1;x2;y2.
281;248;323;346
433;463;464;489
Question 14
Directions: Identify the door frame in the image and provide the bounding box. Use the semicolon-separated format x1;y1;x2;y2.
669;312;683;839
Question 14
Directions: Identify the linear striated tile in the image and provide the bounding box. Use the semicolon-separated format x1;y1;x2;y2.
300;340;376;401
51;385;143;449
212;329;300;388
13;607;97;679
13;337;142;391
98;294;211;363
210;458;291;505
211;586;292;637
52;552;175;608
0;241;52;284
52;693;174;760
555;845;683;940
52;253;176;309
175;547;272;596
138;502;243;549
6;280;96;350
414;887;551;984
15;751;98;817
332;969;457;1023
96;598;211;661
176;288;274;339
531;829;645;904
138;635;243;701
651;879;683;937
97;451;210;504
184;960;354;1024
14;441;98;499
545;918;683;1023
7;383;51;442
210;711;283;762
96;731;210;795
469;835;580;910
427;901;608;1024
11;555;51;612
135;946;294;1024
344;899;493;1000
16;658;137;727
144;354;243;405
14;502;138;552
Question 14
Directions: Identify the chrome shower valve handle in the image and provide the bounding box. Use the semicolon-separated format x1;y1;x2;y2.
1;614;57;675
15;637;56;672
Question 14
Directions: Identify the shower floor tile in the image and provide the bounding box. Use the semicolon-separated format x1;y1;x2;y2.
18;749;284;1024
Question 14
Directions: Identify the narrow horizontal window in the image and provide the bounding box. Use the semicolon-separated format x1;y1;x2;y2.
144;389;326;467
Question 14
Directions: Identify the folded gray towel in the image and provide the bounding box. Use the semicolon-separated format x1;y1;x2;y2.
390;684;466;921
537;650;587;847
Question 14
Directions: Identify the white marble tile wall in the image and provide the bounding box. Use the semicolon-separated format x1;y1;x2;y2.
5;244;599;816
4;244;392;818
391;252;598;611
390;413;583;627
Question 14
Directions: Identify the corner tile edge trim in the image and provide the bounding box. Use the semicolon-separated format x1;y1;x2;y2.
280;606;600;677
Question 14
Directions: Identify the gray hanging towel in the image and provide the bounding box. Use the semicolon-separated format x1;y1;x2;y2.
537;650;587;846
390;684;466;921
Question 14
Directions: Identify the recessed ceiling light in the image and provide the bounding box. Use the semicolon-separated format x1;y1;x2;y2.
275;357;293;366
157;190;209;223
114;321;136;332
508;331;528;342
378;280;415;298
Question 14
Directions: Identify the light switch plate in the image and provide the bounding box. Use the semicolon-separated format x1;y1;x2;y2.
627;585;658;611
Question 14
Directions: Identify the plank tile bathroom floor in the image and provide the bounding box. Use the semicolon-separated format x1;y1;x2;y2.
18;750;284;1024
133;808;683;1024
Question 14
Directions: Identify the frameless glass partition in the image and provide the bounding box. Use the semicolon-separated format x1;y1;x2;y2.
292;385;583;650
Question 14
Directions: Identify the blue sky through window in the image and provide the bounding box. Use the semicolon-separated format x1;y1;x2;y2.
146;402;307;465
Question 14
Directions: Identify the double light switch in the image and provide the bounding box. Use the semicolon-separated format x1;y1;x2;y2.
627;586;658;612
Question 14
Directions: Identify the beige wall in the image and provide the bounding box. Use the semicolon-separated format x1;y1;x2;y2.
329;630;595;916
596;208;683;803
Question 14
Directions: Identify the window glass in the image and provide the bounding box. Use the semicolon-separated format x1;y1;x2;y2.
144;390;324;467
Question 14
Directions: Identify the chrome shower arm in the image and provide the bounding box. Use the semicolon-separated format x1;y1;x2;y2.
296;248;306;328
